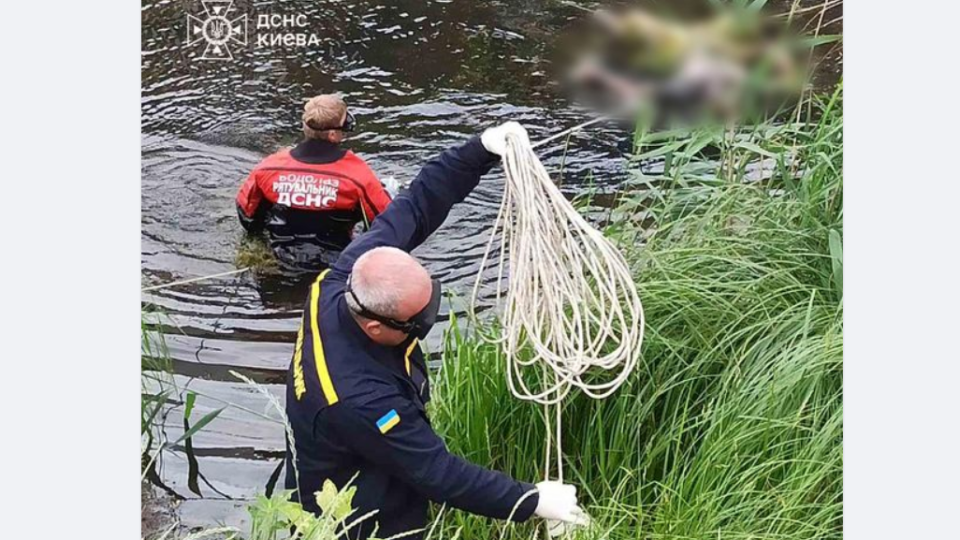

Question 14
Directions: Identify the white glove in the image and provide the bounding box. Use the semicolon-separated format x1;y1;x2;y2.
534;481;589;528
481;121;530;156
380;175;402;198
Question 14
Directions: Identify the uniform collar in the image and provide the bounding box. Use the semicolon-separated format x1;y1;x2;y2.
291;139;347;164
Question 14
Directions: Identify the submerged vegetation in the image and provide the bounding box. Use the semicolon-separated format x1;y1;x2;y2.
236;236;281;274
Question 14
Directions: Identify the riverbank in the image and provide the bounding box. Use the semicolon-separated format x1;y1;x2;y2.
142;482;180;539
429;86;844;539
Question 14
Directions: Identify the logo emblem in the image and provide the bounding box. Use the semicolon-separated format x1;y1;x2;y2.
186;0;248;61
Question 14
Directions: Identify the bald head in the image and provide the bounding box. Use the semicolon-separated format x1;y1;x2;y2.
348;247;432;324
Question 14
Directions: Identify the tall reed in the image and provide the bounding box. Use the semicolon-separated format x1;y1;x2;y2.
431;86;843;540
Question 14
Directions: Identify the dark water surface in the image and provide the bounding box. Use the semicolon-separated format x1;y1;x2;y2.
142;0;840;530
142;0;634;529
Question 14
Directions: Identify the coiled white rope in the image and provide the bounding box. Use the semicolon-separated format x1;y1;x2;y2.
472;121;644;482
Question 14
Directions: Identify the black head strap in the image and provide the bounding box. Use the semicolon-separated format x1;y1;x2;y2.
306;111;356;133
346;275;417;333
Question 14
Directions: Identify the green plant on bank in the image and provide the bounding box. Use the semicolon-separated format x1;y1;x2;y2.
430;86;843;540
174;480;457;540
244;481;371;540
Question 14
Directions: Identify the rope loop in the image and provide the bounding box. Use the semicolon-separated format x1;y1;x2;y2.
472;128;644;480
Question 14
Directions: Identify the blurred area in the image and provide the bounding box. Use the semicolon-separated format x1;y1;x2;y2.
560;1;842;124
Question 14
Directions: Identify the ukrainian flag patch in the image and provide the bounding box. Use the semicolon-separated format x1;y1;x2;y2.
376;409;400;434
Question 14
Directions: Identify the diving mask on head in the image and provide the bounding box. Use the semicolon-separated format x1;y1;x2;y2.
306;110;357;133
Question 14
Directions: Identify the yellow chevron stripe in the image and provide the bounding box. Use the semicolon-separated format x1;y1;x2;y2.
311;270;338;405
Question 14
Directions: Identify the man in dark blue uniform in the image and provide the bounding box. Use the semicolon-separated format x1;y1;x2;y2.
284;122;587;539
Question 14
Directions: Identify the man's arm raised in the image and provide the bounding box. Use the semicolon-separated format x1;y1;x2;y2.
330;135;498;281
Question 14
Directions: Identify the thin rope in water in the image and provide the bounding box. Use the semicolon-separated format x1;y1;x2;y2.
141;267;251;292
472;119;644;483
530;116;610;150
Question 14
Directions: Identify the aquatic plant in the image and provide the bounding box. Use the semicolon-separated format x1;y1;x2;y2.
142;308;226;475
142;308;230;540
142;310;172;474
236;235;281;274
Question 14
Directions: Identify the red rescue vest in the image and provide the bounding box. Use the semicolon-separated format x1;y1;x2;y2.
237;149;392;224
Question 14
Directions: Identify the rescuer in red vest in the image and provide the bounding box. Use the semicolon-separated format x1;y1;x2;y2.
236;94;393;271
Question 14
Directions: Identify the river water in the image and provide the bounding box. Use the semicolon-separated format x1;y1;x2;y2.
141;0;839;530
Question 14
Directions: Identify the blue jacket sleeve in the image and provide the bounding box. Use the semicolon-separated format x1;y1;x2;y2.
319;390;540;522
330;137;498;281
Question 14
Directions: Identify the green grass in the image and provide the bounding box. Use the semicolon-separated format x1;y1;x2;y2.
429;86;843;540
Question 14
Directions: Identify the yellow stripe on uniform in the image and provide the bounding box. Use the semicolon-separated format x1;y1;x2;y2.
404;338;419;376
292;322;306;400
311;269;338;405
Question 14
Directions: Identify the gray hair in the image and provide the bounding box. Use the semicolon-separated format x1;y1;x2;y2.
345;247;409;319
